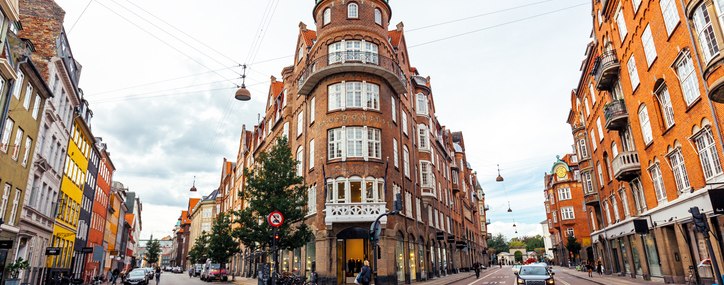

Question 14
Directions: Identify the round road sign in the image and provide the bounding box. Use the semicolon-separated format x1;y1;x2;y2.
267;210;284;228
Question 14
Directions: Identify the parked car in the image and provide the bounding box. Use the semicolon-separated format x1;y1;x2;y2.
194;264;203;276
515;264;555;285
173;266;183;273
124;269;149;285
142;268;154;279
200;263;228;281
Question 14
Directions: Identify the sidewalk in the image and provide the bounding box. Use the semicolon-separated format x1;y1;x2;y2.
554;266;664;285
233;272;474;285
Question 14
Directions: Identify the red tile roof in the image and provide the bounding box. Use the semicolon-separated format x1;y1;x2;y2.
302;29;317;47
388;30;402;47
188;198;201;213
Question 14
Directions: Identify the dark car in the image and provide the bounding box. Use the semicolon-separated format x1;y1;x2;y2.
124;269;148;285
515;265;555;285
201;263;228;282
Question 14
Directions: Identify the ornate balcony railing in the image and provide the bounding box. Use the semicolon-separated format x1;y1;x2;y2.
297;52;407;95
324;202;387;225
594;50;620;91
612;151;641;181
604;99;628;131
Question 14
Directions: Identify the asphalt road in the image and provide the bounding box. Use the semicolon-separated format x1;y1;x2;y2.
446;266;601;285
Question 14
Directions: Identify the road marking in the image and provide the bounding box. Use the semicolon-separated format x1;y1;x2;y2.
466;268;502;285
557;278;571;285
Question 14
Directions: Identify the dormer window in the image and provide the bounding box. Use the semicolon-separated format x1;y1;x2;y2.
323;8;331;25
374;8;382;25
348;3;358;19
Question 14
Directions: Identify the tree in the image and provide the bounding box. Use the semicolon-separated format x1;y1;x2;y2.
566;235;582;259
521;235;545;252
188;231;210;264
233;136;313;251
144;235;161;266
508;239;526;249
514;251;523;263
488;233;509;254
207;212;240;266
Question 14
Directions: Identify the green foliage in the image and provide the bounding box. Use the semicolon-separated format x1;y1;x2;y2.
514;251;523;262
521;235;545;252
188;231;210;264
7;257;29;279
233;137;313;251
143;235;161;266
508;240;526;249
207;212;241;266
488;233;509;254
566;235;582;256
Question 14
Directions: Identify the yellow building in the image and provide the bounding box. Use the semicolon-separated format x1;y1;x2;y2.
48;117;92;275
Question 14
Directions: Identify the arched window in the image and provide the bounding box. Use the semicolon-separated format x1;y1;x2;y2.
296;147;304;177
323;8;331;25
374;8;382;25
656;84;675;128
638;105;653;144
348;3;358;18
611;142;619;158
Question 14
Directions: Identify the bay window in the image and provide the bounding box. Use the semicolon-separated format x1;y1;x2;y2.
326;176;385;203
328;40;379;64
327;82;380;111
327;127;382;160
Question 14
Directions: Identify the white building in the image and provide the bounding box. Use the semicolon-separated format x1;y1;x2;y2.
540;221;554;260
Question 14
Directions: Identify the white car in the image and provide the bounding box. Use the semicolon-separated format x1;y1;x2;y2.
512;264;522;274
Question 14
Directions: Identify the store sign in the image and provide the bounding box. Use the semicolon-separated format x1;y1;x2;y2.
45;247;61;256
710;189;724;215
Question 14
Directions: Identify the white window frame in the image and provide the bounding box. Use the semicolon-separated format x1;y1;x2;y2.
579;138;589;159
297;111;304;137
641;25;657;66
657;86;675;129
649;163;667;202
561;206;575;220
616;9;628;41
323;8;331;25
416;93;428;116
309;140;315;170
668;148;691;192
296;147;304;177
693;4;720;62
12;72;23;98
374;8;382;25
327;127;382;160
327;82;380;111
676;52;701;106
638;105;653;144
347;3;358;18
420;161;433;188
418;124;430;151
22;84;33;110
403;146;410;178
391;97;397;123
596;118;604;142
627;56;640;90
12;128;23;160
31;95;40;120
393;138;399;168
328;40;378;64
21;137;31;167
558;188;571;201
590;130;597;151
619;188;631;217
660;0;680;35
402;112;408;136
310;97;315;124
308;185;317;215
694;127;724;180
1;118;13;153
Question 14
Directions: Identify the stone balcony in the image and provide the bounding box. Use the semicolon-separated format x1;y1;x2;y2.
612;151;641;182
324;202;387;226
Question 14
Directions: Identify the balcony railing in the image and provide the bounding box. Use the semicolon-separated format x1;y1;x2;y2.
298;52;408;95
324;202;387;225
612;151;641;181
584;192;600;206
604;99;628;131
486;219;491;225
484;204;490;211
594;50;620;90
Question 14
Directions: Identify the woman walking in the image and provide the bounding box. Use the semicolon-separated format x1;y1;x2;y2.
355;260;372;285
587;261;593;277
155;266;161;284
596;259;603;276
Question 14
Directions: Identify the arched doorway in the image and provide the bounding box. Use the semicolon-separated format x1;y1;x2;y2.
336;227;370;284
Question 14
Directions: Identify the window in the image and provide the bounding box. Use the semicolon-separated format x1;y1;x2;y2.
668;148;690;192
604;201;612;225
9;189;19;225
22;84;33;110
326;177;384;204
566;228;575;237
589;83;596;104
296;147;303;177
416;93;428;115
632;0;642;12
374;8;382;25
328;40;378;64
403;146;410;178
598;10;603;26
21;137;32;167
307;185;316;215
1;118;13;153
402;112;408;136
638;106;653;144
561;207;575;220
12;72;23;98
693;4;719;62
641;25;657;66
694;127;723;179
676;53;700;105
420;161;433;188
327;127;381;160
649;163;667;202
297;111;304;137
12;128;23;160
552;210;558;223
619;188;631;217
631;178;647;213
31;95;40;119
612;196;621;221
657;86;675;129
558;188;571;200
596;118;604;141
627;56;640;89
597;162;604;187
590;130;597;151
327;82;380;111
348;3;358;18
579;139;589;158
323;8;331;25
201;223;211;232
584;99;590;117
393;138;399;168
283;122;289;139
612;142;619;158
309;140;315;170
660;0;679;35
391;97;397;123
418;125;429;150
616;10;628;40
310;97;315;124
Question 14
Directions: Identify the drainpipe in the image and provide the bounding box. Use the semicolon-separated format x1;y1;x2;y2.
679;0;724;157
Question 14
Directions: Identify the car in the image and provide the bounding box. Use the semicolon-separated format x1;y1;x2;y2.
173;266;183;273
193;264;203;277
512;264;522;274
200;263;228;282
142;268;154;279
124;269;148;285
515;264;555;285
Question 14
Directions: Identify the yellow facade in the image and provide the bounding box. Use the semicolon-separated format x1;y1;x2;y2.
49;120;91;269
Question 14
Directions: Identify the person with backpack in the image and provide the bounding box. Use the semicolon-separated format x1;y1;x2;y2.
155;266;161;284
355;260;371;285
474;262;481;278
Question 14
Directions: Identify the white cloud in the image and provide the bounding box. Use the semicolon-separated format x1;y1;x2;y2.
487;221;545;242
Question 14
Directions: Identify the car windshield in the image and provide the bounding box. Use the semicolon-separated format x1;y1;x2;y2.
129;271;145;277
520;266;548;276
210;264;220;269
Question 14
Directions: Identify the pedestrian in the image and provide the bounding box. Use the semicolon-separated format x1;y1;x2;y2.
155;266;161;284
587;261;593;277
258;264;269;285
355;260;371;285
596;259;603;276
189;266;193;278
111;268;119;284
474;262;481;279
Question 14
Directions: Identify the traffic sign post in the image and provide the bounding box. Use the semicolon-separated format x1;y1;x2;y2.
267;211;284;285
267;211;284;228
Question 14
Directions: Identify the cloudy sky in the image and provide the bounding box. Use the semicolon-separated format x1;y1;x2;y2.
53;0;591;241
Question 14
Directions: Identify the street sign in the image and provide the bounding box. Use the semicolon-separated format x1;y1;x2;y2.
0;240;12;249
81;247;94;254
267;210;284;228
45;247;61;256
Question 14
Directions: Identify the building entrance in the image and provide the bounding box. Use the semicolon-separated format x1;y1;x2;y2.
336;228;370;284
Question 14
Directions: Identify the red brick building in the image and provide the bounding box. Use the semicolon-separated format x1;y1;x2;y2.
85;141;114;278
542;154;591;266
566;0;724;283
231;1;488;284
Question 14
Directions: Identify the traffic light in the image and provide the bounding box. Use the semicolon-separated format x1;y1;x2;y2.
274;231;281;242
689;207;709;233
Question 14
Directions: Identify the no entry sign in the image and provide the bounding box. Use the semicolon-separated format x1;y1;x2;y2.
267;210;284;228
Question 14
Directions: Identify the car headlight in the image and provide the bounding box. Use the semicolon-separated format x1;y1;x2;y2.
517;277;525;284
547;278;555;284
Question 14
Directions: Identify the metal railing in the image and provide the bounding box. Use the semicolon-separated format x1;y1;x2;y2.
604;99;627;127
297;52;407;90
594;50;619;86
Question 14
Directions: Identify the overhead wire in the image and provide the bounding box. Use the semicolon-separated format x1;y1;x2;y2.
93;65;240;95
69;0;94;33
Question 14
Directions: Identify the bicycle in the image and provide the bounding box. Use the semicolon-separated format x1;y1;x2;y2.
686;266;697;285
